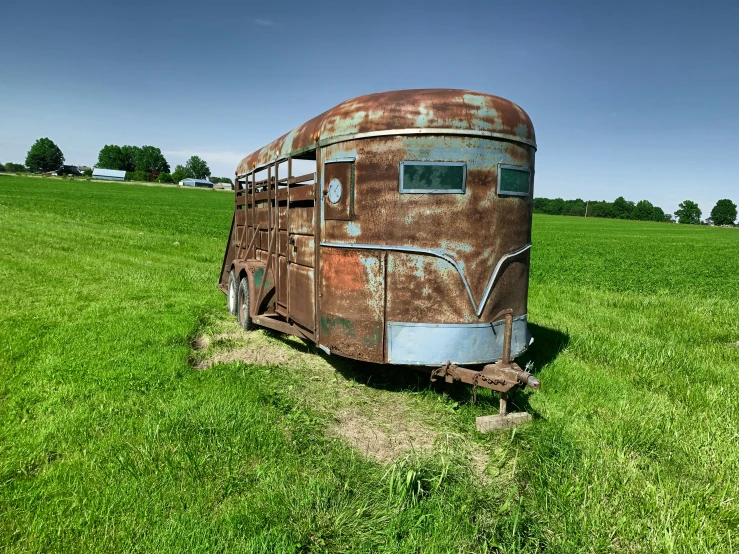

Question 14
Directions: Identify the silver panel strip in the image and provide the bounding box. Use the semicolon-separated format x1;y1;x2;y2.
387;316;530;365
237;127;536;177
324;157;356;164
476;243;532;317
320;241;532;317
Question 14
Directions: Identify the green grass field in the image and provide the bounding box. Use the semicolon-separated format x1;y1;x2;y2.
1;174;738;553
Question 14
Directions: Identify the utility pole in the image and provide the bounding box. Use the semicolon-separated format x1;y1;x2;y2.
585;201;589;218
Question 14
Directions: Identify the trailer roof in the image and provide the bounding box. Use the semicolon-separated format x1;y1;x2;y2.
236;89;536;176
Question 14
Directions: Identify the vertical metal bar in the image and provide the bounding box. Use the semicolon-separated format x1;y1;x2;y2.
273;161;279;306
286;157;292;320
267;164;272;253
499;392;508;416
314;148;322;340
502;312;513;364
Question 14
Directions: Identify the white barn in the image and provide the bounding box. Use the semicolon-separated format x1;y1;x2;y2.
180;178;214;188
92;168;126;181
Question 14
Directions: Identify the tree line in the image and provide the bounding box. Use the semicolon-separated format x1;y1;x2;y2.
534;196;737;226
97;144;232;184
0;137;233;185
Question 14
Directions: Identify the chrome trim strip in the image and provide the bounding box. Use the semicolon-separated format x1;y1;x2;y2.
320;241;532;317
476;243;532;317
324;157;356;164
237;128;536;177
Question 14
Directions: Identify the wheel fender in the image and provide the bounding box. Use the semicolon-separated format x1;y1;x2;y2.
233;260;273;316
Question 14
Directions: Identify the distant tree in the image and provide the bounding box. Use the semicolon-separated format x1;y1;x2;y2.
588;201;616;219
83;168;93;177
675;200;701;224
120;146;140;172
157;172;174;183
613;196;635;219
97;145;127;170
135;146;170;175
171;165;193;183
664;213;674;223
632;200;655;221
5;162;26;172
185;156;210;179
710;199;737;226
25;138;64;173
0;163;5;172
129;170;152;182
651;206;666;222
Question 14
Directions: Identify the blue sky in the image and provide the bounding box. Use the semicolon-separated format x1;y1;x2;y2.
1;0;736;216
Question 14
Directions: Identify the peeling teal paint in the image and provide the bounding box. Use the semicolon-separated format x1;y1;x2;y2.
321;315;355;337
253;267;271;289
361;326;382;347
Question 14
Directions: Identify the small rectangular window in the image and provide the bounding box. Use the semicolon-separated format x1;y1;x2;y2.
498;165;531;196
399;161;466;194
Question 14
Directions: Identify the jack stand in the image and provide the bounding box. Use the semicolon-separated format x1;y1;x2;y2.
430;309;538;433
475;391;532;432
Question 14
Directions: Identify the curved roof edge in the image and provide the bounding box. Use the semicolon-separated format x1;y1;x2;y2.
236;89;536;176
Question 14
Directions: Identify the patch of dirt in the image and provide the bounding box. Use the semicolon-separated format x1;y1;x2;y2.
192;336;210;351
732;341;739;349
190;320;493;478
329;408;437;463
194;344;297;370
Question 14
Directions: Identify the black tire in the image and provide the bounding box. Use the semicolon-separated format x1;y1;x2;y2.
237;277;254;331
227;269;238;315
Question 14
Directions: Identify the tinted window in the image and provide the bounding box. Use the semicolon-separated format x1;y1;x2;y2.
400;162;466;194
498;166;530;196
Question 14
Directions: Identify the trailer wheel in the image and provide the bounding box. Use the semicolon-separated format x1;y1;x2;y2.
237;277;254;331
227;269;238;315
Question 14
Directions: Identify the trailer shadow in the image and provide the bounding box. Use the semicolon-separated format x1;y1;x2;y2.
265;322;569;414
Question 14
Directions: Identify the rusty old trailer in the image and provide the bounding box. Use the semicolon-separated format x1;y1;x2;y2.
219;89;540;425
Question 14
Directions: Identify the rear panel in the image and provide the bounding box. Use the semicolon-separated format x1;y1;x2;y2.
318;135;534;364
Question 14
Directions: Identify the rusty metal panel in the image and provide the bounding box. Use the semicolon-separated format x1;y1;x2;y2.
385;252;474;324
289;207;314;236
319;247;385;362
260;231;269;250
289;234;314;268
289;183;316;203
278;207;288;230
235;209;246;225
288;264;314;330
256;208;268;229
323;161;353;221
247;227;256;258
257;250;268;263
278;255;287;306
278;230;288;257
321;135;533;326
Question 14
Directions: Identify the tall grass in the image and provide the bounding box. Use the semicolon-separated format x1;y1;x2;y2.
1;175;737;552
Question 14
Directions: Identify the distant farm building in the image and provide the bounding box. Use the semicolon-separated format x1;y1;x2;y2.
180;178;214;188
92;168;126;181
60;165;82;175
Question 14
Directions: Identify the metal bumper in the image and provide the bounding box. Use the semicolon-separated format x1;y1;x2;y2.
387;315;532;366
